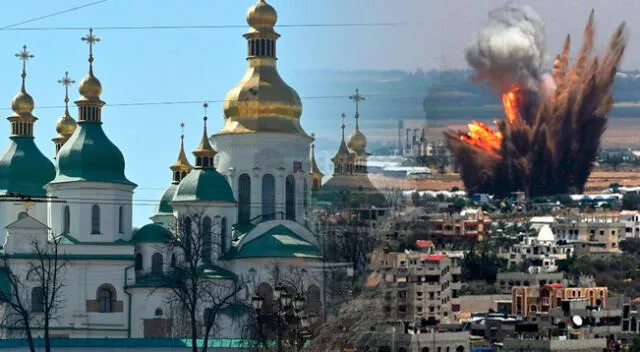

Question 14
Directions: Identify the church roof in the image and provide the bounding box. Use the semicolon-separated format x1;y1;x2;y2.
226;224;321;259
172;168;236;203
51;123;135;186
156;184;178;215
0;137;55;196
131;223;172;244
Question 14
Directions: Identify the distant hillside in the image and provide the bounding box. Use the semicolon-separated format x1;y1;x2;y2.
304;69;640;122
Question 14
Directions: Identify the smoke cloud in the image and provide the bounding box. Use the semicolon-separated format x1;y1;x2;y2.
465;2;547;92
446;10;627;198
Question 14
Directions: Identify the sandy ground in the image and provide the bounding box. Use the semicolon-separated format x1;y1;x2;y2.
365;171;640;194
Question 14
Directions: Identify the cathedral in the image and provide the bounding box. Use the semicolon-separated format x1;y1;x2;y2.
0;0;323;340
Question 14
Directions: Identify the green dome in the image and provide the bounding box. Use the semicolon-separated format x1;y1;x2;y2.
51;122;135;186
131;223;172;243
156;184;177;215
172;169;236;203
0;137;55;196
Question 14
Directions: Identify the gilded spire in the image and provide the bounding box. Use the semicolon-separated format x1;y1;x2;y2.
218;0;307;136
77;28;104;109
333;113;352;160
310;133;324;178
9;45;36;138
53;71;78;154
170;122;194;184
347;88;368;155
193;103;216;169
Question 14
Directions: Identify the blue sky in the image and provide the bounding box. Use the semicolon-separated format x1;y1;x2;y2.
0;0;636;226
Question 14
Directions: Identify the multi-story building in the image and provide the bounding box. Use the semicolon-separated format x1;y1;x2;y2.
379;251;461;325
552;213;623;252
512;284;608;316
619;210;640;239
502;225;572;270
430;208;492;241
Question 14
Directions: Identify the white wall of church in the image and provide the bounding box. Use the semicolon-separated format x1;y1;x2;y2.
46;182;135;242
212;133;312;223
0;202;47;246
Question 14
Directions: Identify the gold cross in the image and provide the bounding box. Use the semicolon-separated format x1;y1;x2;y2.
81;28;100;64
15;45;33;90
348;88;365;118
58;71;75;108
203;102;209;119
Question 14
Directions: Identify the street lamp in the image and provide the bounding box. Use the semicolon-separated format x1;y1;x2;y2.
251;285;315;352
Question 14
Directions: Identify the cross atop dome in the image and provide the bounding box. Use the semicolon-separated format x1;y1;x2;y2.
15;45;33;93
81;28;100;68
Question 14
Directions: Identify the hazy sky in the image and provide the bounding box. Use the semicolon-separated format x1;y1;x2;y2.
0;0;633;226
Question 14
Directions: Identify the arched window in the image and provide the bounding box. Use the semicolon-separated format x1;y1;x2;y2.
170;254;176;268
182;217;192;257
135;253;143;271
220;217;228;255
91;205;100;234
303;178;308;210
151;253;163;275
63;205;70;233
97;285;115;313
31;287;44;313
202;216;212;262
261;174;275;220
118;206;124;234
285;175;296;221
238;174;251;223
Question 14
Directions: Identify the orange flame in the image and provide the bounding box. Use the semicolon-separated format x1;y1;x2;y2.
457;87;524;157
502;87;523;125
459;121;502;155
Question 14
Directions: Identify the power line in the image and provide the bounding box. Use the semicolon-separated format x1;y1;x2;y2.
0;93;431;111
0;0;109;30
0;22;415;32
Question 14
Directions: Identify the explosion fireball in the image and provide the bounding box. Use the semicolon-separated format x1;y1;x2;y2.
444;4;627;198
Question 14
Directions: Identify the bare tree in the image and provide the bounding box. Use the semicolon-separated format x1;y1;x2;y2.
160;209;248;352
247;263;321;352
0;234;66;352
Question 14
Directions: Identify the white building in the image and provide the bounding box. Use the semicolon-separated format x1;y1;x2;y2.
0;0;323;341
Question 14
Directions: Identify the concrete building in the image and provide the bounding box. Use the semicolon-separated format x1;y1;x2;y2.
512;285;608;316
552;213;623;253
502;225;572;270
379;251;462;325
430;208;492;241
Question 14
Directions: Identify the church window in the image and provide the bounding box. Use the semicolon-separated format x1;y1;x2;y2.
220;217;227;255
170;254;176;268
238;174;251;223
151;253;163;275
31;287;44;313
182;217;192;257
266;39;272;56
262;174;275;220
285;175;296;221
118;206;124;234
135;253;143;271
250;40;256;56
91;205;100;234
155;308;163;317
202;216;212;262
63;205;70;234
256;39;262;57
98;287;114;313
303;178;308;210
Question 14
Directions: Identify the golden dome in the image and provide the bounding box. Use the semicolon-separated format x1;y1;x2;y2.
11;90;34;115
220;60;305;135
55;114;77;137
170;134;193;173
78;71;102;99
347;129;367;155
246;0;277;29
